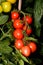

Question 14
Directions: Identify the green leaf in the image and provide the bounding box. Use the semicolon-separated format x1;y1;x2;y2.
15;48;29;63
0;0;6;3
40;43;43;56
31;58;42;65
26;7;33;13
0;64;3;65
19;60;24;65
34;0;43;37
6;21;13;29
0;39;13;54
0;15;9;25
0;39;10;45
7;61;15;65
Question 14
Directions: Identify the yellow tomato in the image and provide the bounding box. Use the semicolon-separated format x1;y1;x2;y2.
2;2;12;12
0;5;3;13
7;0;17;4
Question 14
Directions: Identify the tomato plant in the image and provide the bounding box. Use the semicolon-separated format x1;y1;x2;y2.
11;12;19;20
14;40;24;49
28;42;37;53
23;16;32;24
13;29;24;39
23;25;27;31
0;0;43;65
26;28;32;35
21;46;31;57
2;2;12;12
13;19;23;29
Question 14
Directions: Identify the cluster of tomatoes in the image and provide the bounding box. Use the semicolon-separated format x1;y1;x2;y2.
11;11;37;57
0;0;16;13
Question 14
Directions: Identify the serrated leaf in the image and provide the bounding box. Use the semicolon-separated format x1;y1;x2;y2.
34;0;43;37
0;39;13;54
0;15;9;25
15;48;29;63
19;60;24;65
0;39;10;45
0;45;13;54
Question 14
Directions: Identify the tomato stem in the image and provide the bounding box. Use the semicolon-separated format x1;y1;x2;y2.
24;37;38;42
0;28;5;35
6;29;11;34
0;28;12;41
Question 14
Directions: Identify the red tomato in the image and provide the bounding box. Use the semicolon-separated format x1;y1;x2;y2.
28;42;37;53
23;16;32;24
11;12;19;20
13;29;23;39
14;40;24;49
21;46;31;57
23;25;27;31
13;19;23;29
26;28;32;35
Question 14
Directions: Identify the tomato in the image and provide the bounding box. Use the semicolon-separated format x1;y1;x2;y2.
23;25;27;31
2;2;11;12
28;42;37;53
0;5;3;13
13;19;23;29
11;12;19;20
14;40;24;49
26;28;32;35
7;0;16;4
21;46;31;57
23;16;32;24
13;29;23;39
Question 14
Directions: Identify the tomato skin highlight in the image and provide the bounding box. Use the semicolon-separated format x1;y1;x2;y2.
11;12;19;20
13;29;23;39
14;40;24;49
21;46;31;57
13;19;23;29
28;42;37;53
